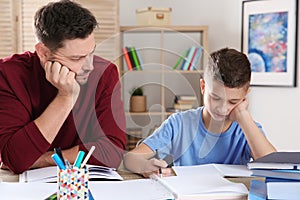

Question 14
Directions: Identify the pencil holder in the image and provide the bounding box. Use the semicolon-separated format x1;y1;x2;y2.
58;167;89;200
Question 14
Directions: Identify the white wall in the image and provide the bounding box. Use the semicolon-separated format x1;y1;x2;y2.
120;0;300;151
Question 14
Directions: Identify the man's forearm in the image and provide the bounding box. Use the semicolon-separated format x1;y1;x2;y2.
34;94;75;144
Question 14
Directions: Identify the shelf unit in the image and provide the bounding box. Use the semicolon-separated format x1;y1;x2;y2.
119;26;209;139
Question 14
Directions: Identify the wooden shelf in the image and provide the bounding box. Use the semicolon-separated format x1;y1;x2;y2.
120;25;208;138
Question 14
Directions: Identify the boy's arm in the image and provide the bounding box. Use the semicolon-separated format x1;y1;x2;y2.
229;98;276;160
123;143;169;177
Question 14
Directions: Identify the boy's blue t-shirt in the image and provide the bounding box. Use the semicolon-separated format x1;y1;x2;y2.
143;107;264;166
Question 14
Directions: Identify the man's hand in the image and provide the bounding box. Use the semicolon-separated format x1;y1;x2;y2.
229;98;249;122
44;61;80;99
30;151;55;169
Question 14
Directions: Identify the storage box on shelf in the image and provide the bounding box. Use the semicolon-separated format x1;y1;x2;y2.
119;26;209;140
136;7;172;26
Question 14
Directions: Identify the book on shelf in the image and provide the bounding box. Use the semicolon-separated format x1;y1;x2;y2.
182;46;196;70
126;128;143;150
175;95;197;101
173;49;189;70
124;46;143;71
135;47;144;70
122;47;133;71
179;48;190;70
189;47;202;70
19;164;123;183
129;46;141;70
173;103;193;110
125;46;136;70
176;99;196;105
247;152;300;170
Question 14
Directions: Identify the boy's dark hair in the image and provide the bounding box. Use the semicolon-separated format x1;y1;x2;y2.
34;0;98;52
205;47;251;88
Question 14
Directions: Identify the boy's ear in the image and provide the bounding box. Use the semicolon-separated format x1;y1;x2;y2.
247;88;251;95
200;78;205;95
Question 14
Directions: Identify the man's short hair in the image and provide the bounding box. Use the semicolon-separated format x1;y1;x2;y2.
34;0;98;51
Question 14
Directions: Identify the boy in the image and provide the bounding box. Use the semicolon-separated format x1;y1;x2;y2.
123;47;276;177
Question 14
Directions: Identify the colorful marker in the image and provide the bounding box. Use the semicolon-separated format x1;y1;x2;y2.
73;151;85;168
51;153;66;170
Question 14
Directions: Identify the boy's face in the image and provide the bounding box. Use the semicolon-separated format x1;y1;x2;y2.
200;79;248;121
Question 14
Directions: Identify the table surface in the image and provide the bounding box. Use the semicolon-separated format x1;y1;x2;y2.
0;167;264;191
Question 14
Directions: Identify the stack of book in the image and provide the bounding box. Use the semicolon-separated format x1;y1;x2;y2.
122;46;143;71
173;95;197;111
126;128;143;150
248;152;300;200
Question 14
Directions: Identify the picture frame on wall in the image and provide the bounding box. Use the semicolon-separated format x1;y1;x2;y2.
242;0;298;87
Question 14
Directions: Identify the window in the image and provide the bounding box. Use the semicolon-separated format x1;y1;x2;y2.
0;0;119;63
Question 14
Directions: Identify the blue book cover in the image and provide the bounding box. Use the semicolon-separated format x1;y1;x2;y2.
248;180;267;200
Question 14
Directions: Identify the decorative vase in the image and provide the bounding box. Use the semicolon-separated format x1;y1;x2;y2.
130;96;146;112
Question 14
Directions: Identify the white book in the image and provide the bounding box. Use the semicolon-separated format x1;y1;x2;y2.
267;181;300;200
19;164;123;183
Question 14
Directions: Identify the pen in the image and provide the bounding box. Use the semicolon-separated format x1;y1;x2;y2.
73;151;85;168
80;146;96;168
150;174;179;199
65;159;72;169
54;147;65;165
155;149;163;178
51;153;66;170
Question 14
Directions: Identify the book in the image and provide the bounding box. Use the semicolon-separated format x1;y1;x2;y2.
126;46;136;70
174;103;193;110
179;48;190;70
248;180;267;200
267;181;300;199
130;46;141;70
175;95;197;101
134;47;144;70
1;174;248;200
182;46;196;70
189;47;202;70
126;128;142;150
187;46;199;70
247;152;300;170
173;49;189;70
19;164;123;183
122;47;133;71
251;169;300;181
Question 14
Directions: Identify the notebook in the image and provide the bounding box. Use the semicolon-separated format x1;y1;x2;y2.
19;164;123;183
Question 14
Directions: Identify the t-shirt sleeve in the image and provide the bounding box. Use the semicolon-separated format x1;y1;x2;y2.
143;113;182;158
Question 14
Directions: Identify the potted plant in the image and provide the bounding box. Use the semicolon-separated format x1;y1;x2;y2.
129;87;146;112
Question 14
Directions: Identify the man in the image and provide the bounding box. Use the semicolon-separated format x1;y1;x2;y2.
0;0;126;174
123;47;276;177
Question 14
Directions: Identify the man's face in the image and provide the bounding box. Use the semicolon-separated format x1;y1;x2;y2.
202;79;248;121
47;33;96;85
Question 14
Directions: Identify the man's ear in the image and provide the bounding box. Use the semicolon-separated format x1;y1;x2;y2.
200;78;205;95
35;43;50;63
